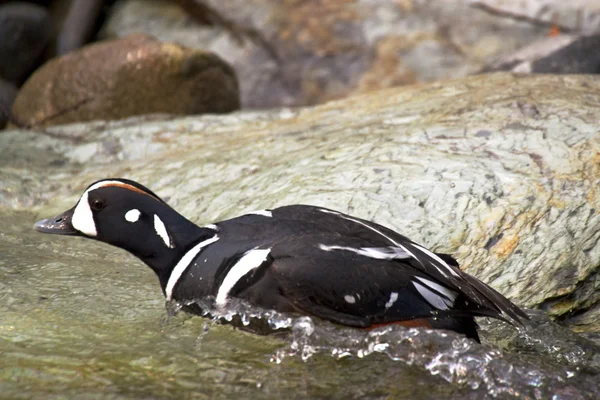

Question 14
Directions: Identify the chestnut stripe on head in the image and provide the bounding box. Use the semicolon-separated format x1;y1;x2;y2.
85;180;164;203
71;180;163;237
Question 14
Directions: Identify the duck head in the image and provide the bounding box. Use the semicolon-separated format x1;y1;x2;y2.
34;178;207;287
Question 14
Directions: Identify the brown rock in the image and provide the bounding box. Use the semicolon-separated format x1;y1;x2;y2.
101;0;549;108
11;33;240;128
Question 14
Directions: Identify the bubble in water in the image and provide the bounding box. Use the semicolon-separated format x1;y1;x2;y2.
165;299;600;399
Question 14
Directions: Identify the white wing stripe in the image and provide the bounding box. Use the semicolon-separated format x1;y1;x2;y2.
414;277;457;302
413;281;453;310
319;208;461;279
165;235;219;300
248;210;273;217
215;248;272;307
318;244;411;260
320;209;404;248
412;243;460;277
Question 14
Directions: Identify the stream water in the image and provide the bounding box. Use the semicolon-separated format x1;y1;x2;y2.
1;210;599;399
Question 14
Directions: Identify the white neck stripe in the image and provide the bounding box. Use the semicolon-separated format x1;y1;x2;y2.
165;235;219;300
215;248;272;307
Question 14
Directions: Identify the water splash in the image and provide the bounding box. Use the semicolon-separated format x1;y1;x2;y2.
167;298;599;399
166;296;294;333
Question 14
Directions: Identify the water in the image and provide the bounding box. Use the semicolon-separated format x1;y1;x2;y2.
1;211;599;399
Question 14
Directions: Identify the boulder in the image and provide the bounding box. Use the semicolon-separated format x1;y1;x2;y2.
0;78;17;129
483;34;600;74
10;34;240;128
100;0;550;108
1;73;599;332
470;0;600;33
0;2;51;85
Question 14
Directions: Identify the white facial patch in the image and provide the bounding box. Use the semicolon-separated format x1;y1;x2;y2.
71;191;97;237
125;209;141;223
154;215;173;248
215;248;272;307
71;179;153;237
165;235;219;300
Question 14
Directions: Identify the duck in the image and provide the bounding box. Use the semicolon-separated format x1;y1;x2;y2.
33;178;528;342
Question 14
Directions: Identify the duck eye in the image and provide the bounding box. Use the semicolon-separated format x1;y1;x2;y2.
91;199;105;211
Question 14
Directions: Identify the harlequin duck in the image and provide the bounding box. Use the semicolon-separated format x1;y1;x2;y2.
34;178;528;342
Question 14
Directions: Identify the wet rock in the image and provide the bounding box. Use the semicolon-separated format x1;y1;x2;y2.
100;0;549;108
470;0;600;33
0;2;51;85
483;34;600;74
0;78;17;129
54;0;105;56
2;73;600;331
10;34;240;128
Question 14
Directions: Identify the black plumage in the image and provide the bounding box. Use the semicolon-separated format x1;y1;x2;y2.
34;179;529;342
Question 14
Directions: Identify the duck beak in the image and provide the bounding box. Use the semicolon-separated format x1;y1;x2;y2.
34;207;79;235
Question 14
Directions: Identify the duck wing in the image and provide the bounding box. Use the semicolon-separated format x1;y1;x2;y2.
266;206;528;325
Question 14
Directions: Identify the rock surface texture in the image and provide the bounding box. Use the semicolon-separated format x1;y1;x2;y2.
10;34;240;128
483;34;600;74
100;0;551;108
1;73;599;332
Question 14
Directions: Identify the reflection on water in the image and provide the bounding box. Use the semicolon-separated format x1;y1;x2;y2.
1;211;599;399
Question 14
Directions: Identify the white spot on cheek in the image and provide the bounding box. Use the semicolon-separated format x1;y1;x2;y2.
344;295;356;304
71;191;97;237
125;209;141;223
154;215;173;248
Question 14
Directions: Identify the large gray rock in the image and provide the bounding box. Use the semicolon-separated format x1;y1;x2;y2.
100;0;549;108
1;72;599;331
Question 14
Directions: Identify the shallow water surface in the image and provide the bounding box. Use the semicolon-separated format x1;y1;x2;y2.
1;211;599;399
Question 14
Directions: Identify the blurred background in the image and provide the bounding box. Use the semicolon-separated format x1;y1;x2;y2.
1;0;599;129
